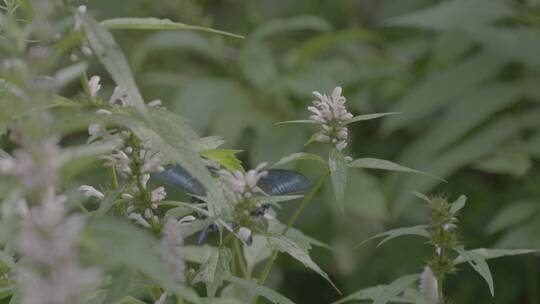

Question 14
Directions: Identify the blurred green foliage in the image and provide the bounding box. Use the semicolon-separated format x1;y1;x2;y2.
5;0;540;303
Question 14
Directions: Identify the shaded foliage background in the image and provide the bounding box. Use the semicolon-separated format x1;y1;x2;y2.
57;0;540;303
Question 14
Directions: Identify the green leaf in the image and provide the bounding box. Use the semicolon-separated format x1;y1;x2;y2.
81;217;198;303
333;274;419;304
454;248;538;265
0;249;15;268
132;32;221;72
58;142;117;165
103;269;137;304
205;247;231;297
81;14;152;125
172;78;252;135
385;0;511;31
304;131;322;147
201;298;245;304
200;149;244;172
250;15;332;41
411;191;431;204
193;136;226;152
181;215;220;238
355;225;430;249
449;195;467;215
329;148;347;211
382;52;502;134
100;18;243;39
95;183;127;216
243;235;272;273
474;151;533;177
343;112;400;125
396;83;521;168
53;62;88;88
276;120;317;125
119;112;228;216
486;201;538;234
464;27;540;68
184;246;219;264
348;158;445;182
259;195;304;207
0;286;15;301
271;152;325;168
453;247;494;296
239;42;277;90
267;234;340;293
223;274;294;304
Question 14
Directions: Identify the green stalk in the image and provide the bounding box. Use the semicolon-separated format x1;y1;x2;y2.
80;72;92;103
234;238;249;278
252;171;329;304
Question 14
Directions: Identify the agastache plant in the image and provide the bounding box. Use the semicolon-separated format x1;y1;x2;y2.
2;1;538;304
78;75;168;234
334;194;536;304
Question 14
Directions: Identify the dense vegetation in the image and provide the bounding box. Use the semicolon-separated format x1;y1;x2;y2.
1;0;540;303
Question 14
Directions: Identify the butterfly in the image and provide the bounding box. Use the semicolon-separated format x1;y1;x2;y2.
153;165;311;244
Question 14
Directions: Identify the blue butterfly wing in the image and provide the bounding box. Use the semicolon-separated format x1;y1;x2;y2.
257;169;311;196
153;165;207;196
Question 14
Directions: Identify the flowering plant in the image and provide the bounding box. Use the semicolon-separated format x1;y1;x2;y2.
0;1;537;304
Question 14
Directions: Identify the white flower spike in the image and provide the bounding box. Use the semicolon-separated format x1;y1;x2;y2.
308;86;353;151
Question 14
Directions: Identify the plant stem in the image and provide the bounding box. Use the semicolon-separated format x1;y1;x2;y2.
80;72;92;102
234;238;249;278
252;171;329;304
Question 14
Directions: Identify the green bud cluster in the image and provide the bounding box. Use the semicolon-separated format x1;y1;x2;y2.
425;195;461;302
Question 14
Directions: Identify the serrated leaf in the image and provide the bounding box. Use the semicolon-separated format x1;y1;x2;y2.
348;158;445;182
329;148;347;211
333;274;419;304
199;247;231;297
453;247;494;296
449;195;467;215
271;152;325;168
81;217;199;303
81;14;152;125
100;18;243;39
267;234;340;293
343;112;400;125
355;225;430;249
454;248;537;265
223;274;294;304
